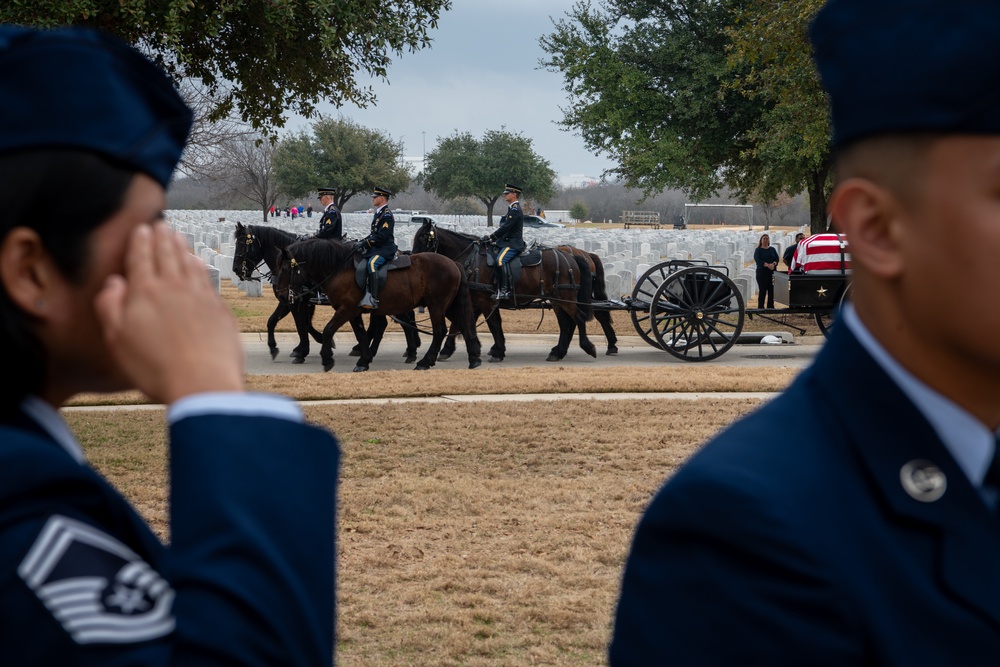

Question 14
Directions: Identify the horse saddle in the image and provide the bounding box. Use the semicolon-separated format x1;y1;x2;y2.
483;246;540;286
354;253;411;291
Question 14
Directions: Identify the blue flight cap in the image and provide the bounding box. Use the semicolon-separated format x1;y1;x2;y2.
810;0;1000;149
0;25;192;187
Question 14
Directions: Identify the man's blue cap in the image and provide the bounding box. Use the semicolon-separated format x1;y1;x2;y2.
810;0;1000;150
0;25;192;187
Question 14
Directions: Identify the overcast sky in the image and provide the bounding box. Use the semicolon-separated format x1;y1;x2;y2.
287;0;616;182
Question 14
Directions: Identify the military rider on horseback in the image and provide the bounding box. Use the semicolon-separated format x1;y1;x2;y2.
314;186;343;240
481;183;525;301
354;187;396;310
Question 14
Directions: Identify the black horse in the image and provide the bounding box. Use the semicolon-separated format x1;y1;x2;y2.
411;221;597;363
281;238;481;372
232;223;422;363
232;223;321;361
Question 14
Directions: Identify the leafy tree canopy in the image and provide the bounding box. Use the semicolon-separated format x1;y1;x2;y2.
541;0;832;231
272;116;411;211
2;0;451;132
423;129;557;226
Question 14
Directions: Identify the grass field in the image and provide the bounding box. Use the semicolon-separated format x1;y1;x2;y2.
73;397;764;666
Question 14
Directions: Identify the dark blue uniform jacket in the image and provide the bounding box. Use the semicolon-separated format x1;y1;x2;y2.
489;202;525;253
359;206;396;259
0;408;339;666
315;204;342;240
611;324;1000;665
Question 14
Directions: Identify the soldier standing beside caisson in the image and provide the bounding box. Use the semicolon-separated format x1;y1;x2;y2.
482;183;525;301
354;187;396;309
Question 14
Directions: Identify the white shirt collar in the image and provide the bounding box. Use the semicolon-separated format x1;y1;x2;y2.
843;304;997;487
375;204;387;214
19;396;86;464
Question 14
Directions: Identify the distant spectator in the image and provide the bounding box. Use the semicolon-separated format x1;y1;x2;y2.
753;233;779;308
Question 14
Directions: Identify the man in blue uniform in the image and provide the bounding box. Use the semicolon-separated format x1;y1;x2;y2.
313;186;342;240
0;26;339;665
610;1;1000;664
355;187;397;310
481;183;525;301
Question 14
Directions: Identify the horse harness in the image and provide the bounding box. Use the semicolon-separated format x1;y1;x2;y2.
470;242;579;302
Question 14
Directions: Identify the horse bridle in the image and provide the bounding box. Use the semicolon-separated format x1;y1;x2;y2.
235;232;269;282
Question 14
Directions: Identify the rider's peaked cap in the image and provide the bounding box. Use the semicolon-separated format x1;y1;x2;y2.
372;187;391;198
0;25;192;188
318;186;337;196
811;0;1000;150
503;183;522;194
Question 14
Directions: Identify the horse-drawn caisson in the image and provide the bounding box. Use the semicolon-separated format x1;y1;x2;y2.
236;220;850;367
616;232;851;361
415;221;850;363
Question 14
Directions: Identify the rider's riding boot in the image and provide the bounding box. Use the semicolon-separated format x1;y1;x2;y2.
359;271;379;310
495;265;512;301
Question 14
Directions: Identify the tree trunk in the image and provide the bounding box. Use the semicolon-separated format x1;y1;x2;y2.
484;196;500;227
807;162;832;235
483;199;497;227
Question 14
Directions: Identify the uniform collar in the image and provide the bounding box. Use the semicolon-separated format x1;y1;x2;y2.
325;203;335;212
375;204;387;214
19;395;86;464
843;304;997;489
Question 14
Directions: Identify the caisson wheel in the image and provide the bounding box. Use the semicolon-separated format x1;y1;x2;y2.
649;266;745;362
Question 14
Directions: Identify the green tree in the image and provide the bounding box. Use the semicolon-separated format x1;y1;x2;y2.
423;129;556;226
2;0;451;133
272;117;411;212
726;0;831;233
569;202;589;222
541;0;832;233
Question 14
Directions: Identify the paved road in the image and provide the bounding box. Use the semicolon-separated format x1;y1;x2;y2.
242;331;823;374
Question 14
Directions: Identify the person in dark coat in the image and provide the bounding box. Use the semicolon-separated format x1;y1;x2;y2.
313;186;342;241
354;187;396;309
481;183;525;300
753;233;780;308
0;25;339;665
610;0;1000;664
783;231;806;271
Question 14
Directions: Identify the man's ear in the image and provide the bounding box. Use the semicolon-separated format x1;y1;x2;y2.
829;177;905;279
0;227;55;317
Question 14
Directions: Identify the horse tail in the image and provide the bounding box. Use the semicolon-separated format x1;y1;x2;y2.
588;251;610;301
446;261;481;359
572;253;594;323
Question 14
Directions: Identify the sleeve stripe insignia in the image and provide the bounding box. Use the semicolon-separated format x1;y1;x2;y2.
18;515;175;644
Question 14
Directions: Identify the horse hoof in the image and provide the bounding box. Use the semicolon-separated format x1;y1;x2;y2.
352;365;368;373
270;348;279;360
404;354;417;363
468;359;482;369
606;347;619;356
292;356;306;365
322;361;334;372
546;353;563;362
488;355;504;363
586;346;598;358
349;346;362;357
437;353;452;361
415;364;430;371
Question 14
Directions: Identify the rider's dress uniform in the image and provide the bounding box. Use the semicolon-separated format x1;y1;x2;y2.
356;188;397;309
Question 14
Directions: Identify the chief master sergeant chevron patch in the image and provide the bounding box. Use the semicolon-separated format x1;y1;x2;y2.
18;515;175;644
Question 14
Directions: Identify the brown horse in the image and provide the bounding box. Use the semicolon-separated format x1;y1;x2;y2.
557;244;618;355
233;222;422;363
281;238;481;372
411;221;597;362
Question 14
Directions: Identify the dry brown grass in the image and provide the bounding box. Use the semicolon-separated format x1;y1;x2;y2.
67;365;798;406
69;397;761;666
